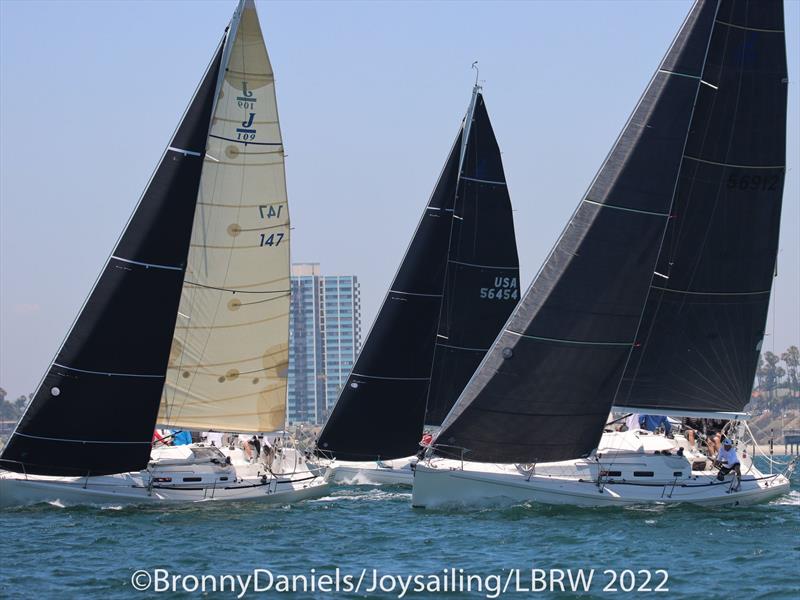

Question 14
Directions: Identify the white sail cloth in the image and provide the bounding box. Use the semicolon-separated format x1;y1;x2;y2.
159;1;289;433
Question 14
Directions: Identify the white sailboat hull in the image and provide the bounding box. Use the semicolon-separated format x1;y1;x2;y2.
0;445;328;508
412;463;789;509
412;432;793;509
0;471;328;508
324;457;416;486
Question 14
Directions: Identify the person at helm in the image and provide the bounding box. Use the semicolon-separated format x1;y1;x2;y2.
714;438;741;486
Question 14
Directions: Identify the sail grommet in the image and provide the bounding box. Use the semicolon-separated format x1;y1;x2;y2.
502;347;513;359
182;371;191;379
225;145;239;159
350;382;359;389
228;298;242;311
50;387;60;397
227;224;242;237
217;376;226;383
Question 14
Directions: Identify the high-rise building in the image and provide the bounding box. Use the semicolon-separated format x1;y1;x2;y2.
287;264;361;424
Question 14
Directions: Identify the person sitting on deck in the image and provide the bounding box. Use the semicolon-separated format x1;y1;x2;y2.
239;434;261;463
714;438;741;487
641;415;672;436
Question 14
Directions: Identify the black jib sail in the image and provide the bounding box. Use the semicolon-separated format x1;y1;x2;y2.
317;89;520;461
435;0;729;464
0;44;224;477
615;0;787;416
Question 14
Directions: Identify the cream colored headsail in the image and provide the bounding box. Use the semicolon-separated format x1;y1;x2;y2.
159;0;289;433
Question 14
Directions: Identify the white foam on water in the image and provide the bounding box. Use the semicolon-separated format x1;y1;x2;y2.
771;490;800;506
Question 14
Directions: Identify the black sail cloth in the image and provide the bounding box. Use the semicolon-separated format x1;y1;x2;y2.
615;0;787;415
435;0;728;464
317;94;520;461
0;44;224;477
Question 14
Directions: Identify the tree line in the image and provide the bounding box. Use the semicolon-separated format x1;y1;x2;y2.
0;388;31;423
752;345;800;411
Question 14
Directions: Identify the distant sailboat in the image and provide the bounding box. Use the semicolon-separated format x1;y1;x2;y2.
316;83;520;484
413;0;794;508
0;0;327;507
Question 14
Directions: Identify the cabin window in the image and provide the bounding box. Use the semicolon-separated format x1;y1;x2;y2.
673;471;683;477
633;471;654;477
600;470;622;477
182;477;202;482
219;477;229;481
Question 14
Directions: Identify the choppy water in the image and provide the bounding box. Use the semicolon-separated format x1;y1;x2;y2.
1;457;798;599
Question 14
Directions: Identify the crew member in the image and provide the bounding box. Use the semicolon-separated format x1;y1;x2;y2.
715;438;741;486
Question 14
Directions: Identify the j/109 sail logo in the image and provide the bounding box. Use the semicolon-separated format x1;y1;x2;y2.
237;112;257;141
235;82;258;141
237;81;257;109
479;277;518;300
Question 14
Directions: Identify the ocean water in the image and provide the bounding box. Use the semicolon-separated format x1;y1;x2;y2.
1;458;797;599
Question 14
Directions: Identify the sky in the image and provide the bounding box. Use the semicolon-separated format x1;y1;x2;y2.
1;0;798;400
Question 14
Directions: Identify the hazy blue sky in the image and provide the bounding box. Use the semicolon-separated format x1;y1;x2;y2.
1;0;798;399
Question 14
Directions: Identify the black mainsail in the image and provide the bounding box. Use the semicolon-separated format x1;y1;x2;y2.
0;44;225;477
434;0;746;464
615;0;787;416
317;89;520;461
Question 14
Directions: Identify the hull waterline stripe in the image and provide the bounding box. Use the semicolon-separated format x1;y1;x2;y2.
583;198;670;217
351;373;430;381
651;285;771;297
460;176;507;185
111;256;184;271
683;155;785;169
389;289;443;298
13;432;151;445
53;363;166;378
448;259;518;270
507;330;634;347
208;134;282;146
167;146;203;157
715;20;784;33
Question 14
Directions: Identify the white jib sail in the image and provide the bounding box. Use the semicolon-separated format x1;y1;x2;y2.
159;1;290;433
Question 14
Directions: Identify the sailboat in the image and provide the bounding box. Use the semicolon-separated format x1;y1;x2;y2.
0;0;328;507
413;0;795;508
315;83;520;485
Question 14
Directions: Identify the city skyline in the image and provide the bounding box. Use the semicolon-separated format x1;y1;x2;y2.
287;263;361;425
